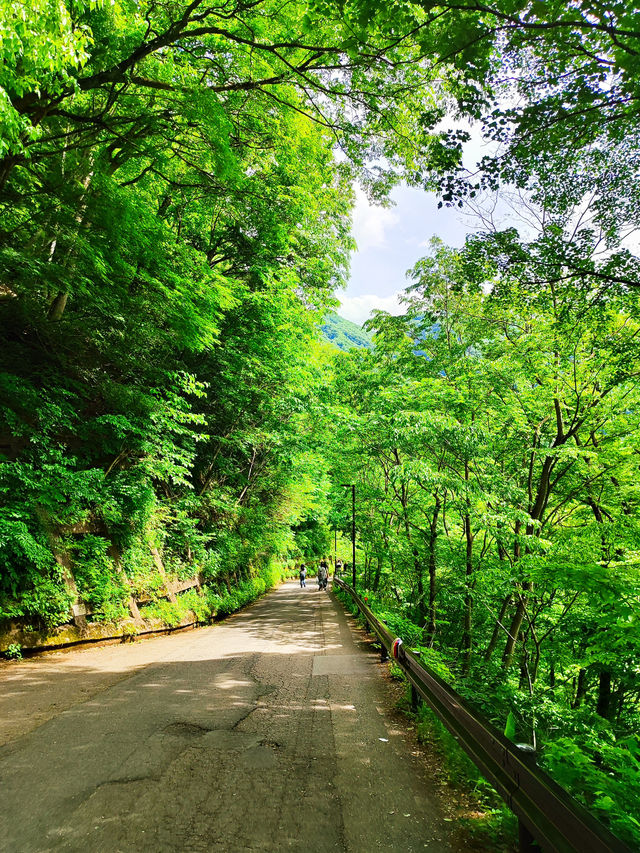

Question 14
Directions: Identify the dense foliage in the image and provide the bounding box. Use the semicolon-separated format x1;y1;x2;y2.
1;0;384;629
320;312;373;352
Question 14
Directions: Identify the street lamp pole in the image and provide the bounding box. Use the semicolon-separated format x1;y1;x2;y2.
340;483;356;589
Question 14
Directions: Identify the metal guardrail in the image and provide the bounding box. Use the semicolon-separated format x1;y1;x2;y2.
333;577;632;853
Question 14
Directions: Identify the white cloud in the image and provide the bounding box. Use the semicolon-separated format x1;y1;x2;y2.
337;291;405;326
352;186;399;251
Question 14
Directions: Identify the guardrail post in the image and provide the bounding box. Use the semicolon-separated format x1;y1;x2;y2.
518;819;538;852
410;684;420;712
380;644;389;662
515;744;539;851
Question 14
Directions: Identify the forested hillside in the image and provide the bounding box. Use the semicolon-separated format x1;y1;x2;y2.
1;1;638;847
320;313;373;352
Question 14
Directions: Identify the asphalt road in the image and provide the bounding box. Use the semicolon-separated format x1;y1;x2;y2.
0;581;463;852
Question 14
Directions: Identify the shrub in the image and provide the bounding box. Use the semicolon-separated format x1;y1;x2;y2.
1;572;74;629
179;588;211;622
139;599;183;627
70;535;129;622
5;643;23;660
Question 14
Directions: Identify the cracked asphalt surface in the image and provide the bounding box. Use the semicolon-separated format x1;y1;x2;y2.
0;581;464;852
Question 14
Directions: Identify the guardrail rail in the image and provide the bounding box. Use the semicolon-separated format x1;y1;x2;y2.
333;576;633;853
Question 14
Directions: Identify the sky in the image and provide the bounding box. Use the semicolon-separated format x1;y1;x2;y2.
335;183;476;325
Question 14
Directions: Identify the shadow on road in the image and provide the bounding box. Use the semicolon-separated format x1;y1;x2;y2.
0;582;461;853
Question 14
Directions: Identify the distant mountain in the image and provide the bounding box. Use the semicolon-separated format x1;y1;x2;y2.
320;312;374;351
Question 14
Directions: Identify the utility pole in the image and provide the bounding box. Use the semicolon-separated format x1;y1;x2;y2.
340;484;356;588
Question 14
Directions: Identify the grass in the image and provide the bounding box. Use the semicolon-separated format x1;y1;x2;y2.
392;675;518;851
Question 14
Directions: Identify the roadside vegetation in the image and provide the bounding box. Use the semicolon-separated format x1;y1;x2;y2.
328;298;640;847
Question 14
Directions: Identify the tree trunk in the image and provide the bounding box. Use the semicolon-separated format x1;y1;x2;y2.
461;513;474;673
519;648;530;690
46;168;94;321
584;485;614;721
0;153;19;192
48;291;69;321
425;493;440;645
502;448;558;667
414;546;427;624
364;553;372;588
596;670;612;720
397;475;427;626
484;593;511;662
572;668;588;708
502;583;531;667
372;552;382;592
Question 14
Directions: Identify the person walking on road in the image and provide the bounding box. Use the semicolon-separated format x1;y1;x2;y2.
317;562;328;591
299;565;307;588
